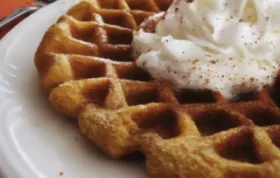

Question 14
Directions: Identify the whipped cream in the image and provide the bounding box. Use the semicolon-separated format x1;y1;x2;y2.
132;0;280;99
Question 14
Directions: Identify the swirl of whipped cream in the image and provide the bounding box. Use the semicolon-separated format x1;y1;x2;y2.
132;0;280;99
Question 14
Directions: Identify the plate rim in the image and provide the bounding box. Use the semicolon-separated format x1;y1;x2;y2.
0;0;77;177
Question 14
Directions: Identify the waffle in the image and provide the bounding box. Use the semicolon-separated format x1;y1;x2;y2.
35;0;280;178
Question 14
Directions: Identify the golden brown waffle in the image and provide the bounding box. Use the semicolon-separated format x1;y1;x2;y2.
35;0;280;178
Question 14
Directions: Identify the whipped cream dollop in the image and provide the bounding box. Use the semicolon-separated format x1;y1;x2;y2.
132;0;280;99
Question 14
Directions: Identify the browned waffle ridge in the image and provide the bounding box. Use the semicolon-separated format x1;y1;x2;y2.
35;0;280;178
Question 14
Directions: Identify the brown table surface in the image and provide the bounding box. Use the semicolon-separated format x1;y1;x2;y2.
0;0;35;39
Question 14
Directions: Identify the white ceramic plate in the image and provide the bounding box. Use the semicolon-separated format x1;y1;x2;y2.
0;1;147;177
